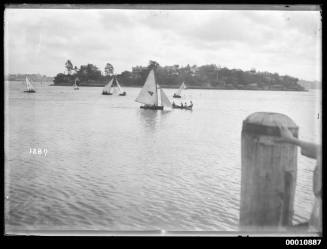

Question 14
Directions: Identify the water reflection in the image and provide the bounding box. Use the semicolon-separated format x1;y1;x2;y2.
138;109;171;132
6;83;319;231
138;109;159;131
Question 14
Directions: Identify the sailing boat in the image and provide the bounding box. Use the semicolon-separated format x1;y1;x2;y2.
73;78;79;90
102;78;113;95
172;100;193;110
114;76;127;96
173;82;186;98
102;76;127;96
135;69;172;110
24;77;36;93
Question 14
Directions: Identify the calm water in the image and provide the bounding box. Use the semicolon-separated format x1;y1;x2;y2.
5;81;321;232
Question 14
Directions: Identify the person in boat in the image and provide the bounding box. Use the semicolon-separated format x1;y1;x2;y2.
275;125;321;232
181;102;183;107
189;101;193;107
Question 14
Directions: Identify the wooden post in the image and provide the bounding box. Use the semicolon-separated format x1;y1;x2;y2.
240;112;299;231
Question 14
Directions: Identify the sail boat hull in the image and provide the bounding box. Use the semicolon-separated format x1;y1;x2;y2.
119;92;127;96
140;105;164;110
24;89;36;93
173;94;181;98
172;103;193;110
102;92;112;95
172;105;192;110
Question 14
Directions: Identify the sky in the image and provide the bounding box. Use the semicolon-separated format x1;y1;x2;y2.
4;6;322;81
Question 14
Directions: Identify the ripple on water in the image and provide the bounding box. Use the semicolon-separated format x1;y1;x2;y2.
5;85;320;232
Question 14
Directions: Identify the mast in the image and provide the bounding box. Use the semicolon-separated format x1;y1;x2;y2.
154;68;159;106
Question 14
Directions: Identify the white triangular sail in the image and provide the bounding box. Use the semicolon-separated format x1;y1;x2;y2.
175;82;186;96
112;78;120;94
113;87;119;94
103;80;110;93
26;77;34;91
160;88;172;108
116;78;123;93
105;78;114;93
135;69;158;105
25;77;30;90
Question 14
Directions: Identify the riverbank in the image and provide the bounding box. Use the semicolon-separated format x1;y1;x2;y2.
50;83;307;91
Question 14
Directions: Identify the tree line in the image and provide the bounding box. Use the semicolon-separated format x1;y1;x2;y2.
53;60;305;91
7;74;53;82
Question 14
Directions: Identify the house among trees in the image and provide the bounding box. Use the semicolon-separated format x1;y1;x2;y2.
52;60;306;91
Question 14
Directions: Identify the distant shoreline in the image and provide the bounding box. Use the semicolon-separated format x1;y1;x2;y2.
6;79;310;92
49;83;308;92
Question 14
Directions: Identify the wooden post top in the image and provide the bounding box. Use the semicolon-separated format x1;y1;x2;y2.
242;112;298;137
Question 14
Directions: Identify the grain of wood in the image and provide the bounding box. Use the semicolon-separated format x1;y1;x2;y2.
240;112;298;230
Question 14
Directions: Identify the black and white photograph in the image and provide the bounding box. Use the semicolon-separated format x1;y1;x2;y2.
4;5;322;237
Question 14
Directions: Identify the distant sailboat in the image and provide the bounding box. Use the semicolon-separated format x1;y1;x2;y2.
102;78;113;95
173;82;186;98
73;78;79;90
24;77;36;93
115;77;127;96
102;76;127;96
135;69;172;110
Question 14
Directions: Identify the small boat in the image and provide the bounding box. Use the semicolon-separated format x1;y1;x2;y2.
135;69;172;110
173;82;186;98
102;78;114;95
24;77;36;93
172;102;193;110
102;76;127;96
115;77;127;96
73;78;79;90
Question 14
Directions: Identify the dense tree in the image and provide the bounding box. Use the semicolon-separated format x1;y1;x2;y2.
53;73;75;85
65;60;74;75
76;64;102;82
53;60;305;91
148;60;159;70
104;63;114;76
